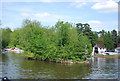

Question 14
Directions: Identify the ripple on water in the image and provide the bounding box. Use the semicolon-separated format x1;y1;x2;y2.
1;53;119;79
22;69;32;72
38;72;49;73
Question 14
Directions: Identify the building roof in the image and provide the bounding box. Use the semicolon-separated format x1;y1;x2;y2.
94;44;106;48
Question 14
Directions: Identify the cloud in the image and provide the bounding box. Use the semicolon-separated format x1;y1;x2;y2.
2;0;118;2
21;12;64;22
87;20;117;31
88;20;102;24
33;13;51;17
71;2;87;8
91;0;118;13
87;20;102;31
39;0;55;2
21;13;30;16
2;0;54;2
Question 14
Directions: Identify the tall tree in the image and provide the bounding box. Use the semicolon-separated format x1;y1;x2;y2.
104;31;114;50
55;21;71;46
118;31;120;45
96;37;104;46
2;28;12;48
91;31;98;46
98;30;106;37
111;30;117;48
76;23;96;46
8;19;93;62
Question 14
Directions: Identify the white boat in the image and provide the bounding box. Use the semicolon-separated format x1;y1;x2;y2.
4;48;24;53
14;48;24;53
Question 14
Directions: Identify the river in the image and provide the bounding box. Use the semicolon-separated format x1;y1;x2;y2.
0;53;119;79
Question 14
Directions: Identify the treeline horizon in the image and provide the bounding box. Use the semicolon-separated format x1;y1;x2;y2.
1;19;120;62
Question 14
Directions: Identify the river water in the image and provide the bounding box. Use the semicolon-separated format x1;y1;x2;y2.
0;53;119;79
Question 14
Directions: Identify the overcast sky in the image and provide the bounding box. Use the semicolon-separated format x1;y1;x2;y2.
1;0;118;31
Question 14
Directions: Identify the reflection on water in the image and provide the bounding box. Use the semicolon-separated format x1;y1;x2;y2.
1;53;119;79
84;57;118;79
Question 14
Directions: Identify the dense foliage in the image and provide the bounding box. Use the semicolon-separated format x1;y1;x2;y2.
1;19;119;62
97;30;118;50
1;28;12;49
6;20;92;62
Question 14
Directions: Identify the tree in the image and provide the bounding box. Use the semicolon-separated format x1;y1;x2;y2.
96;37;104;46
8;19;93;62
55;21;71;46
0;32;1;51
76;23;96;46
1;28;12;48
118;31;120;45
98;30;106;37
104;31;114;50
111;30;117;48
91;31;98;46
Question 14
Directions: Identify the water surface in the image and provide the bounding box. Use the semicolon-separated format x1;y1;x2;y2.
1;53;119;79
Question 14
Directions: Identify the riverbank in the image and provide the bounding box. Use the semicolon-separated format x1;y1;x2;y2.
25;56;90;64
4;51;90;64
3;47;91;64
94;54;120;59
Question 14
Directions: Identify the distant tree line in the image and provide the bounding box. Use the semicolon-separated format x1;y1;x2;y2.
75;23;119;50
1;19;120;62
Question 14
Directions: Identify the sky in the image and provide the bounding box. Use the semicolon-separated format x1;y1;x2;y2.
0;0;119;31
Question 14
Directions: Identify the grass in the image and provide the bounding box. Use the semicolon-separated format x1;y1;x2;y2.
96;54;119;56
94;54;120;58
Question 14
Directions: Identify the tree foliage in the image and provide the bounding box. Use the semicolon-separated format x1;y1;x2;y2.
97;30;117;50
2;19;119;62
1;28;12;48
8;19;92;62
76;23;97;47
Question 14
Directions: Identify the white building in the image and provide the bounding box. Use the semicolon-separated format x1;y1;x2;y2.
92;44;106;56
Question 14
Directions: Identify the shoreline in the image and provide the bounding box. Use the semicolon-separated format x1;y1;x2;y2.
25;57;90;64
3;50;90;64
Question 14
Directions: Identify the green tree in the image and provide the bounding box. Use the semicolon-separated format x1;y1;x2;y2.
104;31;114;50
118;31;120;45
9;29;20;48
2;28;12;48
91;31;98;46
98;30;106;37
55;21;71;46
96;37;104;46
8;19;93;62
76;23;96;46
111;30;117;48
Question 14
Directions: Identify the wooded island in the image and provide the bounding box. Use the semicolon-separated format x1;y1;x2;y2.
1;19;120;62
